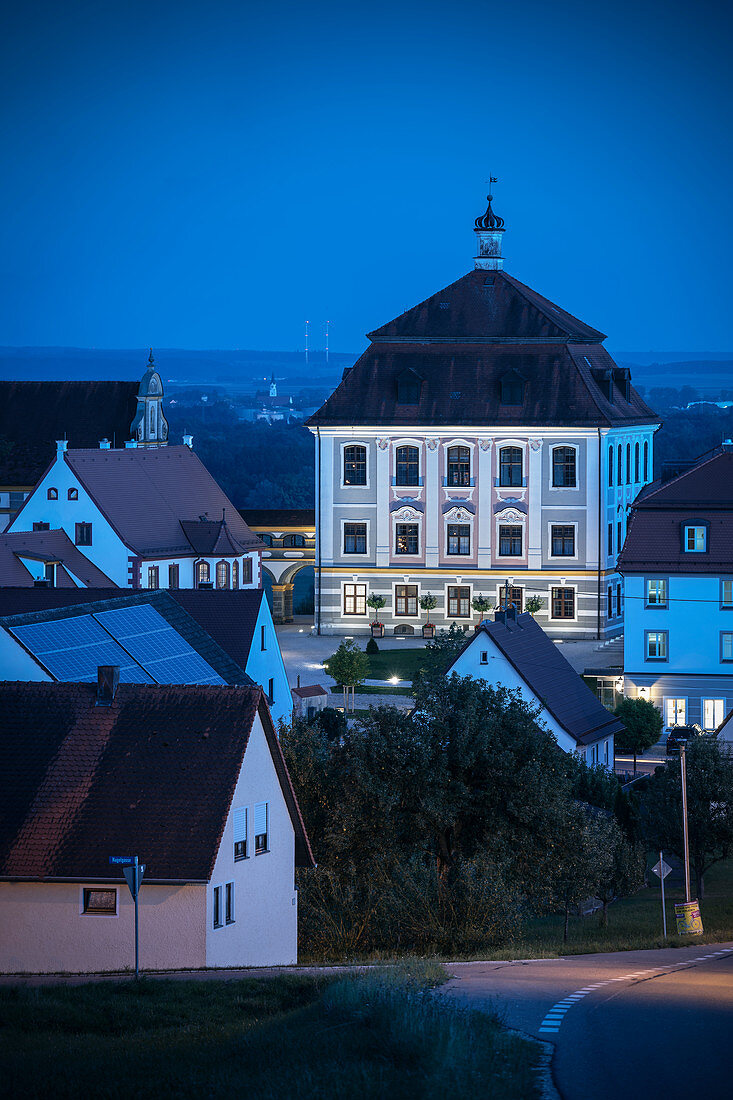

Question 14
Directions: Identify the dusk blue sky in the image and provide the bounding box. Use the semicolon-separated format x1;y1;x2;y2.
1;0;731;355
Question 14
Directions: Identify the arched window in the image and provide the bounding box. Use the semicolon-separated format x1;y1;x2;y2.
617;444;623;484
47;487;58;500
216;560;230;589
626;443;631;484
197;560;210;586
499;446;523;487
232;560;239;589
634;442;640;482
552;446;576;488
447;446;471;487
396;446;419;486
283;534;306;547
149;406;155;433
643;441;649;481
608;444;614;486
343;445;367;486
67;487;78;500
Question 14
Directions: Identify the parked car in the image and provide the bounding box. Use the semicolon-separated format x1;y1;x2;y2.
666;725;702;755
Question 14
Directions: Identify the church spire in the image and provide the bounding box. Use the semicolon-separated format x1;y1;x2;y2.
269;372;277;398
473;190;505;271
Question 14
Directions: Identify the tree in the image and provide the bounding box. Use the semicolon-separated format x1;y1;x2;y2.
471;593;494;622
591;826;646;928
642;736;733;898
325;639;370;712
366;593;386;624
550;804;615;942
413;624;468;688
419;592;438;627
614;696;663;774
525;594;543;616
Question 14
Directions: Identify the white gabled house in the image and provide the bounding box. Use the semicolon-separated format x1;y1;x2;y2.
446;609;623;766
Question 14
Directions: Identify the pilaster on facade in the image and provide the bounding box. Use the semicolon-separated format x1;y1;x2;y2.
425;439;440;567
375;439;391;566
527;438;543;570
477;438;493;568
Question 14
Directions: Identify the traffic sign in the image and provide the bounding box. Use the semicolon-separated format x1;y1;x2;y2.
652;858;672;880
109;854;145;977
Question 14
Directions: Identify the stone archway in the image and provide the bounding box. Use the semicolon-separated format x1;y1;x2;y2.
262;562;314;623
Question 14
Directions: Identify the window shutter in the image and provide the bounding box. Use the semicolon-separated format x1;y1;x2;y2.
254;801;268;836
233;807;247;843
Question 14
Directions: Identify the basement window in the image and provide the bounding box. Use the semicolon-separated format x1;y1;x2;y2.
82;888;117;916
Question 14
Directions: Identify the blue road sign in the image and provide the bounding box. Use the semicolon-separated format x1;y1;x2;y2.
109;856;135;865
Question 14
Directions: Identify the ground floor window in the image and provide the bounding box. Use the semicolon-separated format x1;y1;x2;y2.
213;886;222;928
665;698;686;727
82;888;117;915
702;698;725;731
497;586;523;612
343;583;367;615
551;587;575;619
225;882;235;925
395;584;418;616
447;585;470;618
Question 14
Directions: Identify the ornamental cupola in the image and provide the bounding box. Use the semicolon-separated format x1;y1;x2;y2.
130;349;169;447
473;193;505;271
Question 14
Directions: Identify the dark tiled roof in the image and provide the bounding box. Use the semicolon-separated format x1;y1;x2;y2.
180;518;250;555
169;590;266;674
0;530;115;587
240;509;316;528
0;682;314;881
0;381;138;485
618;451;733;574
0;589;254;686
449;613;624;746
54;446;262;557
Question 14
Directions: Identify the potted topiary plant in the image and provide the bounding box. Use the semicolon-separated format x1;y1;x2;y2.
471;593;494;624
525;594;543;616
366;593;386;637
419;593;438;638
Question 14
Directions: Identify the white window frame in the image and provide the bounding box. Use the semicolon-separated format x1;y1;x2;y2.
721;578;733;609
443;438;476;487
391;509;422;558
233;806;248;861
645;577;669;608
340;440;371;490
225;881;235;925
443;581;473;620
547;521;578;560
79;886;118;917
664;697;687;728
684;525;707;552
702;698;725;732
341;518;370;557
549;443;580;491
496;517;525;558
392;438;423;487
496;439;526;488
212;884;223;929
444;508;474;557
342;580;368;617
645;630;669;661
392;579;421;618
721;632;733;663
254;801;269;855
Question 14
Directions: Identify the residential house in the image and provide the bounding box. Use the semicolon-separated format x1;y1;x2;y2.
307;194;660;639
0;587;292;727
0;677;314;973
446;609;623;765
0;352;168;531
618;443;733;733
7;442;262;590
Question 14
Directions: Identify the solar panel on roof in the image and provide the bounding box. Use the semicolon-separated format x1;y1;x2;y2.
95;604;226;685
10;615;153;684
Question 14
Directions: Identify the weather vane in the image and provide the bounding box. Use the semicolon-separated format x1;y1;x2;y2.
486;175;498;195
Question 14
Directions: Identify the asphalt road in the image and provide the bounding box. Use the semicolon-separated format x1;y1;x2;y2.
443;943;733;1100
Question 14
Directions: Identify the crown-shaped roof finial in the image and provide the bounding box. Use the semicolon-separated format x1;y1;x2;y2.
474;191;505;231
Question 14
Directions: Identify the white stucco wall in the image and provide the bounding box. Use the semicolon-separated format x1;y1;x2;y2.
0;882;205;974
205;711;298;967
0;630;51;681
244;599;292;728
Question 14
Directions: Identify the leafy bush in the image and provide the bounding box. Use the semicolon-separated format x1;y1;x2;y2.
366;637;380;655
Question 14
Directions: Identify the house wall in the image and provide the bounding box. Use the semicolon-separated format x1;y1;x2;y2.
449;632;614;765
0;882;205;974
313;425;655;640
244;599;293;728
205;711;298;967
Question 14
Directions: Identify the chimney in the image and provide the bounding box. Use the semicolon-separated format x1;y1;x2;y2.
56;439;68;455
124;439;138;449
99;438;111;449
183;433;193;448
96;665;120;706
33;578;51;588
722;439;733;452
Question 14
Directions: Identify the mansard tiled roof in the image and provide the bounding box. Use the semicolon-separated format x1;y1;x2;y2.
0;530;115;587
448;612;625;746
0;381;139;485
307;269;658;429
48;446;263;557
0;682;314;882
618;449;733;574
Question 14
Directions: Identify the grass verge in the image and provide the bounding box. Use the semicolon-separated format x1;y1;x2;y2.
365;648;427;682
0;962;539;1099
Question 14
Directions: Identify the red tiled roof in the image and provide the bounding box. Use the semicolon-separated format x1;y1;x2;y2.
58;446;262;557
0;530;115;587
0;381;138;485
292;684;329;698
448;613;625;746
0;682;314;881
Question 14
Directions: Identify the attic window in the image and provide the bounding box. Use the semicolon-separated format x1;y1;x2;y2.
594;370;614;402
500;372;525;406
47;488;58;500
450;391;462;400
396;371;421;404
483;277;495;286
439;302;450;310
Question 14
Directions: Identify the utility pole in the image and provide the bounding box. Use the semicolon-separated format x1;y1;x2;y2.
680;741;691;903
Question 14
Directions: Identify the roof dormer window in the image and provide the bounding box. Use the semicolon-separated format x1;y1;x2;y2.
499;370;524;406
396;369;421;405
684;525;707;552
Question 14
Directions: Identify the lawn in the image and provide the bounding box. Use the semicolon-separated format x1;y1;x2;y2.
364;648;427;683
0;963;540;1099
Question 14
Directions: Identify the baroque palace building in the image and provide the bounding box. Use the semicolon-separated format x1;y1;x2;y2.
307;195;660;638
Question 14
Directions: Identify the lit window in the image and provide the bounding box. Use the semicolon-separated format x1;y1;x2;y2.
646;631;668;660
551;587;575;619
447;586;470;618
254;801;269;854
551;525;575;556
197;560;210;585
395;584;418;616
499;525;522;556
447;524;470;555
344;523;367;554
395;523;418;555
344;583;367;616
722;580;733;608
499;447;522;487
552;447;576;488
216;560;230;589
344;445;367;486
395;446;419;486
684;526;706;552
147;566;159;589
82;888;117;915
702;699;724;731
646;579;668;607
665;698;686;727
722;633;733;662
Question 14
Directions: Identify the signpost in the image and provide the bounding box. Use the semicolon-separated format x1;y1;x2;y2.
651;851;672;937
109;856;145;977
